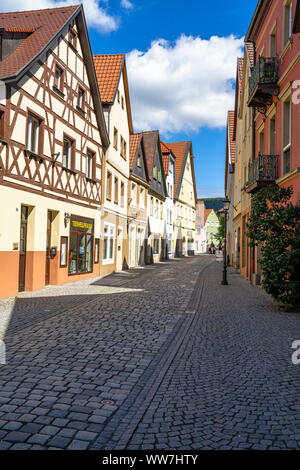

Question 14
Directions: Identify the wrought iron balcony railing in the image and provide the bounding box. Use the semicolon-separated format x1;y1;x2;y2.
248;58;279;112
246;154;278;193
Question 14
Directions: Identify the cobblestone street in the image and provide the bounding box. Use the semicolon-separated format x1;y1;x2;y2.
0;256;300;450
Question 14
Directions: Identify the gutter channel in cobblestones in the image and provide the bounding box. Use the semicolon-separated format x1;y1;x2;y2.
91;258;214;450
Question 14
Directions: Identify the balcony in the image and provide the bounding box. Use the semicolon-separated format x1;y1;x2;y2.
248;58;279;114
245;154;278;194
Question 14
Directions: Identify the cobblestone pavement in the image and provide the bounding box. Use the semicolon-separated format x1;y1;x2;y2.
0;257;300;450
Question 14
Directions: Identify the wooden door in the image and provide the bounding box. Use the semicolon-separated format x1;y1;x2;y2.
45;211;52;285
116;227;123;272
18;206;28;292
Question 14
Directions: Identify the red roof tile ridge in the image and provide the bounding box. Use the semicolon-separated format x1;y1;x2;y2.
0;5;79;17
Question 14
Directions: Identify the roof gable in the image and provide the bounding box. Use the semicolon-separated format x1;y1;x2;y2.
93;54;133;134
143;131;167;197
129;133;149;183
0;5;109;150
0;6;78;79
166;141;196;203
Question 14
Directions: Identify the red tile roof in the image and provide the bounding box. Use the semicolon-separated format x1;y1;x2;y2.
166;141;191;197
93;54;124;103
204;208;213;224
160;140;171;176
0;6;79;79
129;133;142;169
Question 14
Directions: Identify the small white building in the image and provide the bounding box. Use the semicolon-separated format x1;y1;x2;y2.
161;141;176;258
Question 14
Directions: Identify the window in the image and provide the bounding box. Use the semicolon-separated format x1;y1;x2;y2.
121;96;124;109
68;216;94;275
0;111;4;140
94;239;100;264
106;171;112;200
259;129;265;154
120;136;127;159
114;176;119;204
160;201;163;219
86;150;95;179
153;166;157;180
113;128;118;150
117;90;120;103
151;196;154;216
140;187;145;208
155;199;159;218
158;167;161;183
63;137;74;170
270;116;276;154
60;236;68;267
153;237;159;255
283;0;293;46
120;181;125;207
78;87;85;110
103;223;115;263
27;114;41;154
169;210;172;225
69;29;77;49
137;154;142;167
131;182;137;206
270;27;277;56
54;66;64;91
283;98;291;175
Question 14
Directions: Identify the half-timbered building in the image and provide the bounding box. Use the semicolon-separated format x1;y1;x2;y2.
143;131;167;264
167;142;197;257
0;6;109;299
128;133;150;267
93;54;133;274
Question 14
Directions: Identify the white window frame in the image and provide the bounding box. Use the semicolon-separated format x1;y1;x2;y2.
27;115;40;154
102;223;115;264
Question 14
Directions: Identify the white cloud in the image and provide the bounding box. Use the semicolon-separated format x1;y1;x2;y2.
121;0;133;9
126;34;244;134
0;0;119;33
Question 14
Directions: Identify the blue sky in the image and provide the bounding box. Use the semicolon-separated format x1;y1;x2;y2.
1;0;259;198
86;0;259;198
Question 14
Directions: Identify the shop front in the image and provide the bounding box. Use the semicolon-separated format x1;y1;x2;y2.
68;215;94;276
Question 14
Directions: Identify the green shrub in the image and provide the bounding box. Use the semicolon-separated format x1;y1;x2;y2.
247;185;300;307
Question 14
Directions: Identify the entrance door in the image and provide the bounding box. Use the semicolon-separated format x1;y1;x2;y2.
45;211;53;285
137;229;143;266
116;227;123;271
129;226;135;267
18;206;28;292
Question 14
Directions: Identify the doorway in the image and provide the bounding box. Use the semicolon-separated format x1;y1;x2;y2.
18;206;28;292
116;226;123;271
137;228;144;266
45;211;53;285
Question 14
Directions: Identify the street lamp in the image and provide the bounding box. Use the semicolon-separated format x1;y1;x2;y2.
221;196;230;285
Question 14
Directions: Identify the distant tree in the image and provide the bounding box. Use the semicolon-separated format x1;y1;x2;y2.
247;185;300;308
216;214;225;243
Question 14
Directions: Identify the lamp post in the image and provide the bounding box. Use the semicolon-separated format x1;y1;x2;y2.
221;196;230;285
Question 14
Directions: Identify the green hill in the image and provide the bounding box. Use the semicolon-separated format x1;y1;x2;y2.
202;198;224;212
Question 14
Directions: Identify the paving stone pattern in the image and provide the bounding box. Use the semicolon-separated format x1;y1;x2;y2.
0;257;300;450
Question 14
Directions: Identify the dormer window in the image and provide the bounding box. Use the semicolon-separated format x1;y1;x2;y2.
137;154;142;167
77;87;85;111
